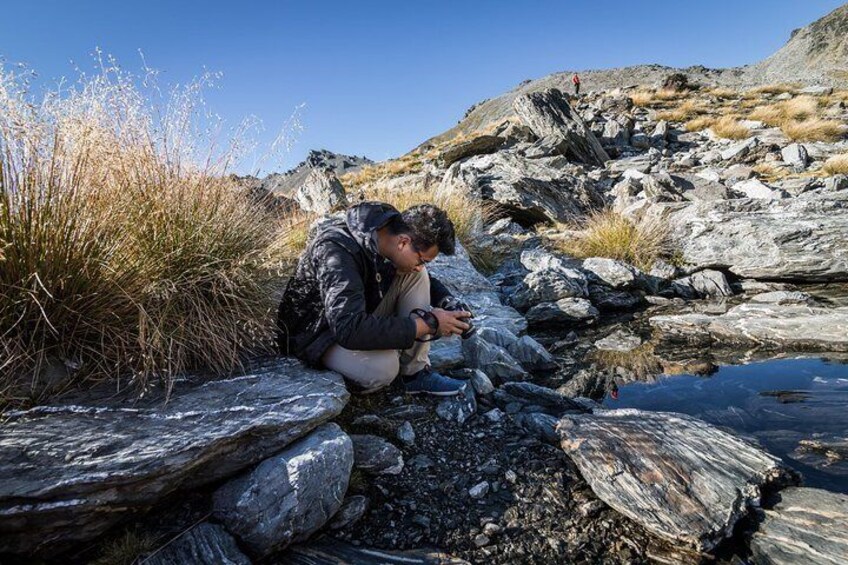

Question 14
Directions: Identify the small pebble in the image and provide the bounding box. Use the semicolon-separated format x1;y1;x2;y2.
474;534;490;547
469;481;490;499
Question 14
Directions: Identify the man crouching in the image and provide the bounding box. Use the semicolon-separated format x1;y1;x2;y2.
277;201;471;396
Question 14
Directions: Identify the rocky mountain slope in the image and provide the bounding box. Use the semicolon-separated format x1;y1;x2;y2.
260;149;371;196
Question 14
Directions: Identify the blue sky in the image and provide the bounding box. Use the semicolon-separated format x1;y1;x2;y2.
1;0;844;174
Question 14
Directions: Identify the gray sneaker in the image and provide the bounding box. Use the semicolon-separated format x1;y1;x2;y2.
403;368;467;396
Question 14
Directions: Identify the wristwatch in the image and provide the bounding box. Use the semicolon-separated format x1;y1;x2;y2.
410;308;439;338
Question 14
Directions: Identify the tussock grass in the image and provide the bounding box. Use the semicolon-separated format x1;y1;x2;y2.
554;209;672;271
629;90;655;107
92;529;156;565
753;162;790;182
0;61;288;408
630;88;687;108
709;87;737;100
710;116;751;140
749;95;819;126
655;100;707;122
684;116;716;132
744;83;800;97
341;154;425;190
781;118;847;142
823;153;848;175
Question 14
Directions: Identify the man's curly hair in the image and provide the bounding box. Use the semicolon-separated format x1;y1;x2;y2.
387;204;456;256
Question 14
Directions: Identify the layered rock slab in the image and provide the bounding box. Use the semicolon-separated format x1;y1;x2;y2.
557;409;794;552
750;487;848;565
650;303;848;351
0;359;349;555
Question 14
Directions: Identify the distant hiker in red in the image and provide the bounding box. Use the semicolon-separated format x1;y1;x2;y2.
572;73;581;95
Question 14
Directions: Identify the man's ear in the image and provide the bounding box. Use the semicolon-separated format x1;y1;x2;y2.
397;233;411;249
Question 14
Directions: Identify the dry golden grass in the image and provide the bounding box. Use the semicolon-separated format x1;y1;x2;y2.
655;100;708;122
341;154;425;190
629;90;655;107
823;153;848;175
588;343;662;382
630;88;688;108
709;87;737;100
781;118;847;142
554;209;672;271
684;116;716;132
749;95;820;126
0;61;288;408
752;162;791;182
743;83;800;97
710;116;751;140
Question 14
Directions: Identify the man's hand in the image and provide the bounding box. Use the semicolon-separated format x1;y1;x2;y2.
431;307;472;337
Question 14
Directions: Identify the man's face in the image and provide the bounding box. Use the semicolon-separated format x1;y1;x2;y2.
393;235;438;274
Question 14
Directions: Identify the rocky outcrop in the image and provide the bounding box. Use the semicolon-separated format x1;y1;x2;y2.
750;487;848;565
437;134;505;167
294;168;348;213
651;194;848;281
437;151;603;225
212;423;353;557
557;409;795;552
261;149;371;196
650;302;848;351
0;359;349;556
512;88;609;166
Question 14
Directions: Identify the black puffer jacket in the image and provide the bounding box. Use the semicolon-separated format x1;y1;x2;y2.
277;202;452;367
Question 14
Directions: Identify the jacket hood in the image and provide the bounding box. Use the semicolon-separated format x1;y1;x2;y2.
345;201;401;255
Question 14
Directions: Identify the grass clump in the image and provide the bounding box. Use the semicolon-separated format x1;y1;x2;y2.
554;209;672;271
655;100;707;122
0;60;287;408
710;116;751;139
752;162;790;182
749;95;820;126
743;83;800;97
781;118;847;142
823;153;848;175
684;116;716;132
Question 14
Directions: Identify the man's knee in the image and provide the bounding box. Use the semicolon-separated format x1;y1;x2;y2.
356;351;400;393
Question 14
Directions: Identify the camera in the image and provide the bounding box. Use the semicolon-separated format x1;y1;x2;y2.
438;296;476;339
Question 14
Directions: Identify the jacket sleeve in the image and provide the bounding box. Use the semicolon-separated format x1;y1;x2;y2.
429;274;452;306
314;240;417;350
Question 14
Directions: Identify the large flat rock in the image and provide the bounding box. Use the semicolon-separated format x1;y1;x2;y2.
653;195;848;282
750;487;848;564
650;303;848;351
557;409;794;552
0;359;349;556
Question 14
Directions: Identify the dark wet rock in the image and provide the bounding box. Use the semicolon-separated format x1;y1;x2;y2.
512;412;560;445
557;409;796;552
294;168;348;213
437;151;604;225
283;536;471;564
588;284;645;310
435;385;477;424
494;382;586;417
212;423;353;557
475;327;556;371
750;487;848;565
437;134;505;167
144;522;250;565
329;495;370;530
397;422;416;447
512;88;609;165
350;434;405;476
429;337;465;372
650;303;848;351
467;369;495;395
510;268;588;310
0;359;348;556
525;298;599;325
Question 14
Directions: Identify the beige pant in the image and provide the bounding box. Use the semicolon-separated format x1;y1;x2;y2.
321;268;431;393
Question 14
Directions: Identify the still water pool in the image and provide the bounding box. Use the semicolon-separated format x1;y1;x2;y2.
602;357;848;493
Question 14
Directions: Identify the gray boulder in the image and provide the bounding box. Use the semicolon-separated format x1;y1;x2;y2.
437;134;505;167
212;423;354;557
437;151;603;224
781;143;809;169
558;409;794;552
462;333;526;382
525;297;599;325
674;269;734;298
0;359;348;556
749;290;812;305
512;88;609;165
144;522;250;565
732;178;787;199
510;267;588;310
750;487;848;565
606;148;662;173
294;168;348;214
581;257;642;289
588;284;645;310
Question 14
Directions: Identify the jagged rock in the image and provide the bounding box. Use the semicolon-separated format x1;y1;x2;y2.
668;172;731;201
650;120;669;146
294;168;348;213
283;536;471;564
649;259;679;281
720;137;760;162
594;330;643;352
750;290;813;305
436;385;477;424
437;135;505;167
462;333;525;382
557;409;795;552
397;422;416;446
750;487;848;565
260;149;372;196
468;481;490;499
720;163;756;185
437;151;604;225
602;118;630;147
329;495;369;530
510;268;588;310
0;359;348;556
212;423;354;557
655;195;848;281
824;175;848;192
607;147;662;173
474;327;555;371
588;284;645;310
732;178;787;199
350;434;404;476
512;88;609;165
497;382;585;416
581;257;641;289
650;302;848;351
429;337;465;372
512;412;560;445
468;369;495;395
525;297;599;325
144;522;250;565
674;269;734;298
781;143;809;169
775;176;822;196
630;132;650;149
486;218;525;236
